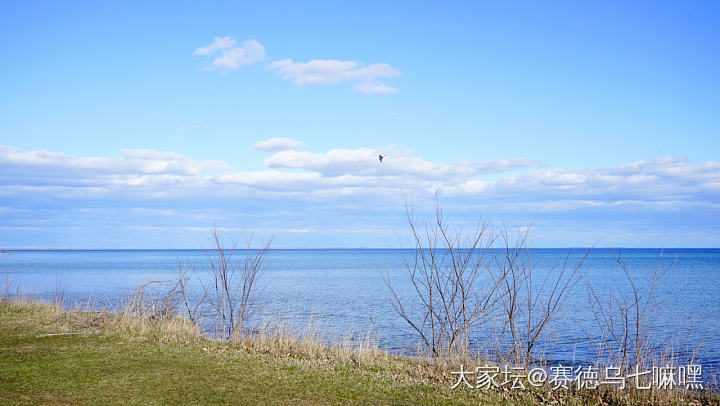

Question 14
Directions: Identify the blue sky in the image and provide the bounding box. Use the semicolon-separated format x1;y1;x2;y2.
1;0;719;248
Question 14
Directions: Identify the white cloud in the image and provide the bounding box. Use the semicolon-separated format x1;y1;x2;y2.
262;147;536;179
0;145;228;182
192;36;236;56
194;38;265;71
3;143;720;248
193;38;401;93
253;137;305;151
130;208;177;216
354;83;399;94
213;170;328;192
266;59;401;93
442;157;720;208
1;144;718;219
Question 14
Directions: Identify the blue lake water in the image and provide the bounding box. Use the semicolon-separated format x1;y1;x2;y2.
1;248;718;374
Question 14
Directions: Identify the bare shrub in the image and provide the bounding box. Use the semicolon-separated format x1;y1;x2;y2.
491;226;589;366
385;197;589;366
177;261;207;325
587;249;675;372
195;226;272;342
383;197;503;361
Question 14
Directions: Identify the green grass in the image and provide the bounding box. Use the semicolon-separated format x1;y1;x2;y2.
0;300;523;405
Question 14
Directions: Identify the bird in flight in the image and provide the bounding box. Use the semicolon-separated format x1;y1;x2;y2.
378;154;387;163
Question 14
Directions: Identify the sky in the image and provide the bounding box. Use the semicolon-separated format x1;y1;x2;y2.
0;0;719;248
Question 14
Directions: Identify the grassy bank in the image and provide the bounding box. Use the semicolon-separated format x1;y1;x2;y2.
1;299;715;405
0;299;524;405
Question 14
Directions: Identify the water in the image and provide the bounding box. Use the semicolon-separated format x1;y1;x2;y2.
1;248;718;373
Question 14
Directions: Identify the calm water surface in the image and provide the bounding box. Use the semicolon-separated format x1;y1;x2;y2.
1;248;718;373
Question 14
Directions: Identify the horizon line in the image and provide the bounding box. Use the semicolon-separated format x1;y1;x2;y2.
2;247;718;251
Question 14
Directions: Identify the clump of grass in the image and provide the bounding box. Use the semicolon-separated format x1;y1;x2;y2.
0;296;65;326
104;280;202;344
234;314;388;368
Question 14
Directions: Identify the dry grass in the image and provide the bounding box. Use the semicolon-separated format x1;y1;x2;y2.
233;315;389;368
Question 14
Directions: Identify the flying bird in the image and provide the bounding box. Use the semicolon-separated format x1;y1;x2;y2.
378;154;387;163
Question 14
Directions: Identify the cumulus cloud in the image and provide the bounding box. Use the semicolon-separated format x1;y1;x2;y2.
266;59;401;94
194;37;401;93
0;146;228;193
193;37;265;71
0;146;227;176
442;157;720;209
1;144;718;219
192;36;236;56
3;142;720;246
262;147;537;179
5;140;720;246
252;137;305;151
